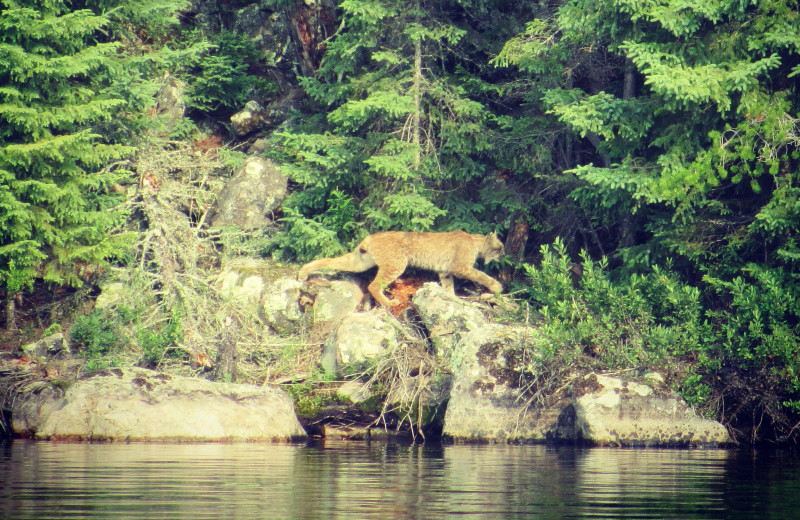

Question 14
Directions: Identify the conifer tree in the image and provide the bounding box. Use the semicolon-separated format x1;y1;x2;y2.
274;0;526;259
497;0;800;434
498;0;800;273
0;0;133;329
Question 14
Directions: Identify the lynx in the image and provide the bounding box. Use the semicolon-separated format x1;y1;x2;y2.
298;230;505;308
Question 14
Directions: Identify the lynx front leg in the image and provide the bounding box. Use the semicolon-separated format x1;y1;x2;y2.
452;267;503;294
298;258;330;281
439;273;455;294
368;263;406;308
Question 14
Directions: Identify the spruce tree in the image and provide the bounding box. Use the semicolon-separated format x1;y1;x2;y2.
498;0;800;272
0;0;133;329
274;0;527;259
497;0;800;436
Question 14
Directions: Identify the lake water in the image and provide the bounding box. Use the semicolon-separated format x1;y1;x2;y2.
1;439;798;519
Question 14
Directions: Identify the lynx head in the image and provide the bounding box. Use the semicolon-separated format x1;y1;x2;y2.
482;231;505;263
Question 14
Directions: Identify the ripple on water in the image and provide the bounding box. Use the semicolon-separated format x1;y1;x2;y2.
1;440;799;520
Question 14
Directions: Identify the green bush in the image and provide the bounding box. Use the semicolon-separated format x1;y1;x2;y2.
70;309;124;370
185;30;277;114
701;266;800;415
521;240;800;438
139;306;184;367
521;239;698;370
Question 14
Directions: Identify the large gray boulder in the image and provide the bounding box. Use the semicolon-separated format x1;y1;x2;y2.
210;156;288;229
215;257;271;304
440;324;572;443
572;372;729;446
412;283;728;446
413;285;561;442
304;278;365;325
21;333;69;361
321;310;400;376
411;283;489;363
153;74;187;128
12;367;306;442
262;276;305;332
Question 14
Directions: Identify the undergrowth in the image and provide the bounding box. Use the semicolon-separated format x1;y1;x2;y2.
518;239;800;443
64;132;316;383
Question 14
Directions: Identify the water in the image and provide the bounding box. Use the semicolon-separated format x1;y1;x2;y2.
1;440;799;519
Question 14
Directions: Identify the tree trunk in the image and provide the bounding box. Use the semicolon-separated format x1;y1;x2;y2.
412;0;422;170
585;131;610;168
289;0;336;76
623;59;636;101
620;58;637;249
5;293;17;332
499;211;530;286
215;317;238;383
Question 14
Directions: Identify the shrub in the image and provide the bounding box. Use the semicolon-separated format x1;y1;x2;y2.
185;30;277;114
521;239;698;370
70;309;124;370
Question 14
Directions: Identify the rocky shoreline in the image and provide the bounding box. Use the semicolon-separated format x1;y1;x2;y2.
4;274;728;447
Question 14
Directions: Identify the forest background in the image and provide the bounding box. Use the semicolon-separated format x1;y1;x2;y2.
1;0;799;444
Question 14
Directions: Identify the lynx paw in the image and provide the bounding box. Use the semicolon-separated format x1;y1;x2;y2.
488;281;503;294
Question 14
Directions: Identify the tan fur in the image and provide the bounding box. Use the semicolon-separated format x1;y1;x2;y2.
298;231;505;308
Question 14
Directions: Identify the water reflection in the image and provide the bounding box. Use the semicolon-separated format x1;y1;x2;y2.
1;440;799;519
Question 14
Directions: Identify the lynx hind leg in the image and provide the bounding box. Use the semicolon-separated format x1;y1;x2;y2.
368;263;406;308
298;251;375;281
439;273;455;294
452;267;503;294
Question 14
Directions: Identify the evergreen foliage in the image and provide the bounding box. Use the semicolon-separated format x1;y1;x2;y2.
496;0;800;439
271;0;529;259
0;0;133;305
4;0;800;442
522;239;698;371
185;29;278;114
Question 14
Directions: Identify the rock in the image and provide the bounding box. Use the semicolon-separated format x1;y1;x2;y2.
94;268;130;309
215;257;270;304
191;0;223;33
322;423;369;440
230;89;305;136
153;74;187;126
338;379;373;404
413;283;567;442
12;367;306;442
411;283;490;362
249;138;270;155
231;101;266;136
263;277;304;332
213;259;304;332
94;282;126;309
321;310;399;376
306;278;365;325
230;4;298;87
442;324;572;443
21;333;69;361
210;156;288;229
415;283;727;446
572;372;729;447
